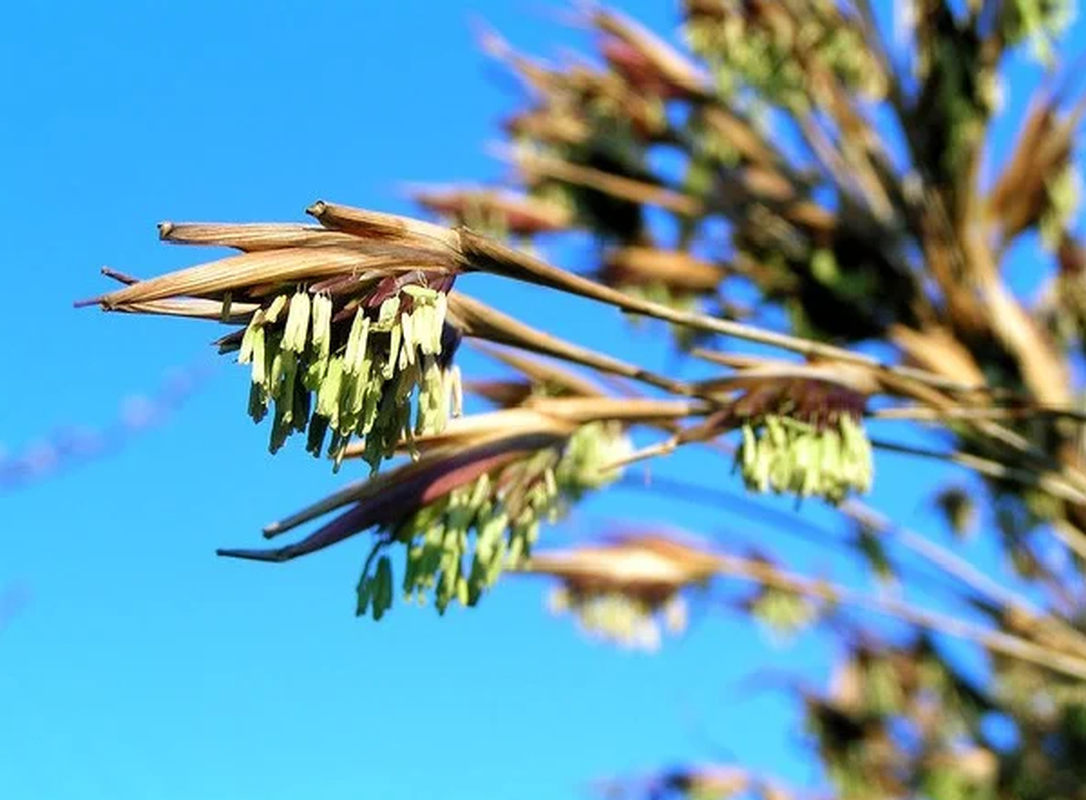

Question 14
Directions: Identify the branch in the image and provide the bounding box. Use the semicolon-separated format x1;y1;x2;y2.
709;551;1086;683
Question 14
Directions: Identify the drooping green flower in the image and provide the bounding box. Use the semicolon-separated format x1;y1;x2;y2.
211;411;633;620
234;281;460;468
736;412;873;504
723;375;874;504
528;533;720;651
381;420;633;616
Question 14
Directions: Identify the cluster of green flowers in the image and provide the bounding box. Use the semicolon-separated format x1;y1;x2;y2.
547;588;687;652
233;284;459;469
553;420;632;498
397;458;557;615
1000;0;1074;64
357;421;632;620
684;1;885;110
750;586;820;642
734;413;873;504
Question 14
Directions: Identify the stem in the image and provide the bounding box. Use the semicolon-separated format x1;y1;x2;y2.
872;438;1086;506
872;404;1086;424
711;552;1086;683
448;292;695;397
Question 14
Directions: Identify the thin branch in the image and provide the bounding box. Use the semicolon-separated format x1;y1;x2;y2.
841;498;1086;658
872;438;1086;506
872;404;1086;424
619;470;1086;655
613;474;974;600
448;291;696;397
710;552;1086;683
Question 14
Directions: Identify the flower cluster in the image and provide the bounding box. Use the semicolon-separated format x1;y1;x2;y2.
684;0;886;109
728;377;873;504
529;533;720;651
736;413;872;504
747;584;820;643
78;206;464;472
231;281;460;468
357;421;632;619
548;587;687;652
999;0;1074;63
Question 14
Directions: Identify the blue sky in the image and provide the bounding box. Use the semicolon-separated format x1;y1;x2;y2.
1;2;1084;799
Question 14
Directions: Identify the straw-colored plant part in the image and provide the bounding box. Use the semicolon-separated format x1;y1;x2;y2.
409;184;573;240
706;372;875;503
735;412;872;504
526;533;719;650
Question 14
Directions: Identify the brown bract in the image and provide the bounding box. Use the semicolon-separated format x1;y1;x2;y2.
408;184;573;235
76;204;466;315
686;354;877;438
589;6;708;98
989;89;1086;244
522;532;720;605
221;426;572;564
599;246;725;293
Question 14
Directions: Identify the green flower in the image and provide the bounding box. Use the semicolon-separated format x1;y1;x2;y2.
736;412;873;504
727;376;873;504
383;421;632;617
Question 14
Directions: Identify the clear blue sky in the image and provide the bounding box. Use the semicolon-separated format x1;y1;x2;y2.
1;3;1083;799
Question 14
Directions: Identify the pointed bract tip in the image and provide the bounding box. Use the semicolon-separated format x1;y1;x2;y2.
470;16;509;59
216;547;289;563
